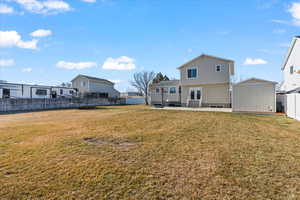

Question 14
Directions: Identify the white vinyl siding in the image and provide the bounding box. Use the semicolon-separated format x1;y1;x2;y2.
233;80;276;113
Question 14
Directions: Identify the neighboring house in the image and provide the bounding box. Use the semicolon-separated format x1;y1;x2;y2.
279;36;300;120
150;54;234;108
71;75;120;98
149;80;181;106
232;78;277;113
0;82;76;99
120;92;143;98
281;36;300;92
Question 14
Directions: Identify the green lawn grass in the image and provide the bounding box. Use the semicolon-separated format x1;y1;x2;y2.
1;105;300;199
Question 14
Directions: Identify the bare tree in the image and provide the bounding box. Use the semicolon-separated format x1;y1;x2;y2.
131;71;155;105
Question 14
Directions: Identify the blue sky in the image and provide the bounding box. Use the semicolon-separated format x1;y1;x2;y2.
0;0;300;91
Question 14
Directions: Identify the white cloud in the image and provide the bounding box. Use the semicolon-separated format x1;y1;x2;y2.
109;79;121;84
273;29;286;34
0;59;15;67
102;56;136;70
22;67;32;72
0;4;14;14
10;0;71;15
81;0;96;3
244;58;268;65
17;39;38;49
30;29;52;37
0;31;38;50
270;19;290;24
278;42;290;47
289;2;300;26
56;61;97;70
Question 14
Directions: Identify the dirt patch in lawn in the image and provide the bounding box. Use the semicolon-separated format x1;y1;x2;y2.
83;137;136;147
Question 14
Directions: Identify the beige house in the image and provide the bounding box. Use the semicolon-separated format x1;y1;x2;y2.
149;80;181;106
71;75;120;98
150;54;234;107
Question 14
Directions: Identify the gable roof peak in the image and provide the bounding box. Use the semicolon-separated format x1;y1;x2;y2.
71;74;114;84
282;36;300;70
177;54;234;69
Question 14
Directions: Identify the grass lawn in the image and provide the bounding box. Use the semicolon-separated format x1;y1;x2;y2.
1;105;300;199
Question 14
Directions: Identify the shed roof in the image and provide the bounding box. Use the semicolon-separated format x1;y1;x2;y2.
234;78;277;86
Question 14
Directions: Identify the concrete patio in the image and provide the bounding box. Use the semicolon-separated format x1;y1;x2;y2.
152;106;233;113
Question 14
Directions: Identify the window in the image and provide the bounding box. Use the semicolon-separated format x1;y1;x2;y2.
69;90;74;95
216;65;222;72
60;89;63;95
290;66;294;74
81;81;86;87
36;89;47;96
197;90;201;100
187;68;197;78
190;90;195;100
156;88;160;93
99;93;108;98
169;87;176;94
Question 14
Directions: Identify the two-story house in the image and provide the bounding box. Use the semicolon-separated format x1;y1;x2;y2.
71;75;120;98
281;36;300;92
150;54;234;108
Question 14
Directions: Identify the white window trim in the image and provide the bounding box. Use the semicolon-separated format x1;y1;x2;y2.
215;64;223;72
187;87;202;106
187;67;198;79
169;86;177;94
155;88;160;94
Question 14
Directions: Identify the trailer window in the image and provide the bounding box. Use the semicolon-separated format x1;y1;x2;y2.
36;89;47;95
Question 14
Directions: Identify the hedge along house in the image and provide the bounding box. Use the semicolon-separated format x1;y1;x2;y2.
150;54;234;108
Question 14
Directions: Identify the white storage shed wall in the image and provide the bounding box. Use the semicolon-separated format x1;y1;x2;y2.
232;79;276;113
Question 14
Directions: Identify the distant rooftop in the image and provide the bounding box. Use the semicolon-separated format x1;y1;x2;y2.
72;74;113;84
150;80;180;87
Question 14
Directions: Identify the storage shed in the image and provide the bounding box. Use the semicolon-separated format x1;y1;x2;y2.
232;78;277;113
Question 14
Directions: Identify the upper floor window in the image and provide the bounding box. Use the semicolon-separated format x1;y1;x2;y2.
169;87;176;94
81;81;86;87
60;89;63;95
290;66;294;74
156;88;160;93
187;68;197;78
216;65;222;72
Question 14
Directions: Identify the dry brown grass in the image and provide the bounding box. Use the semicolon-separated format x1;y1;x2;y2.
1;105;300;199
